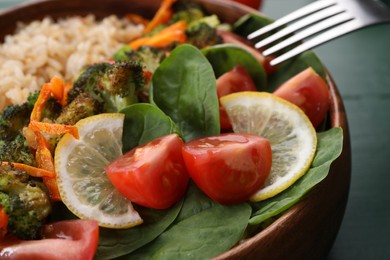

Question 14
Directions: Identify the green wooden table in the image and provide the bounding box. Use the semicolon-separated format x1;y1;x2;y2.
262;1;390;259
1;0;389;259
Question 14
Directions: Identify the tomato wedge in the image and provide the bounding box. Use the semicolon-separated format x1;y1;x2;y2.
273;67;330;128
182;133;272;205
217;30;276;75
105;134;189;209
0;220;99;260
217;64;257;130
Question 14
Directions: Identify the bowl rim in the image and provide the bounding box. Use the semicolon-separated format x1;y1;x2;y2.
0;0;351;259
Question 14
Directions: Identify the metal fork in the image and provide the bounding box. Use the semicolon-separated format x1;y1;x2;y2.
248;0;390;66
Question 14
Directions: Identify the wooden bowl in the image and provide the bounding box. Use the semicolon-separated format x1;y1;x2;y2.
0;0;351;259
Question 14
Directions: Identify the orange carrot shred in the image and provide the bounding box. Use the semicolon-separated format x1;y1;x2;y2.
50;76;65;104
129;20;187;50
143;0;176;34
43;177;61;202
1;162;55;178
126;13;150;26
29;121;79;139
30;83;52;122
61;81;73;106
35;132;61;202
0;206;8;241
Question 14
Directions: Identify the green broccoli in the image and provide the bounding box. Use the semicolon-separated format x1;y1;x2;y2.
56;93;103;125
0;102;33;141
67;62;110;104
0;95;37;165
186;15;223;49
0;135;36;166
170;2;206;24
113;45;166;73
0;164;51;240
69;61;146;113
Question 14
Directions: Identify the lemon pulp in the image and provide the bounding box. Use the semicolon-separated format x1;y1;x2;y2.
220;91;317;201
54;113;143;228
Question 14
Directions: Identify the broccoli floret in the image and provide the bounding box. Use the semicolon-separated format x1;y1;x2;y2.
0;97;36;166
67;62;110;104
0;135;36;166
170;2;206;24
0;164;51;240
114;45;166;73
186;15;223;49
56;93;103;125
98;61;145;112
0;102;33;141
113;45;133;62
69;61;146;113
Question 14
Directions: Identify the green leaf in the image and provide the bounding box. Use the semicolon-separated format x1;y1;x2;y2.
202;44;267;88
124;183;252;260
120;103;181;152
233;13;273;38
248;127;343;226
266;51;328;92
95;200;183;259
150;44;220;142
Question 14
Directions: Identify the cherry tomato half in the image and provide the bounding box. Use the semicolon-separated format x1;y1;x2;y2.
0;220;99;260
105;134;189;209
217;64;257;130
182;133;272;205
218;30;276;75
233;0;263;10
273;67;331;128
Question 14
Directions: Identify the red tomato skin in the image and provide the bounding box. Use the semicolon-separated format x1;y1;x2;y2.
233;0;263;9
0;220;99;260
217;29;277;75
273;67;330;128
182;133;272;205
217;64;257;130
105;134;189;209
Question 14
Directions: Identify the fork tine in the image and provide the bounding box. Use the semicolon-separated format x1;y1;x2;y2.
254;5;346;49
247;0;338;40
263;12;354;56
269;19;362;66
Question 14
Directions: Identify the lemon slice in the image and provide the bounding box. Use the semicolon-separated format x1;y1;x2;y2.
220;91;317;201
54;113;143;228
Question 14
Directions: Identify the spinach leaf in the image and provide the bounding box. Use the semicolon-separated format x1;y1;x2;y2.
95;200;183;259
266;51;327;92
120;103;181;152
233;13;273;39
248;127;343;226
124;183;252;260
202;44;267;88
150;44;220;142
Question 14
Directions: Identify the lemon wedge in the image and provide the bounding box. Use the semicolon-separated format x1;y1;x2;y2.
220;91;317;201
54;113;143;228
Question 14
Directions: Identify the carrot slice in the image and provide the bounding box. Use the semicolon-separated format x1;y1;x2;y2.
0;207;8;242
42;177;61;202
61;81;73;106
50;76;64;104
30;83;51;122
126;13;150;27
35;132;61;201
143;0;176;34
129;20;187;50
29;121;79;139
0;162;55;178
